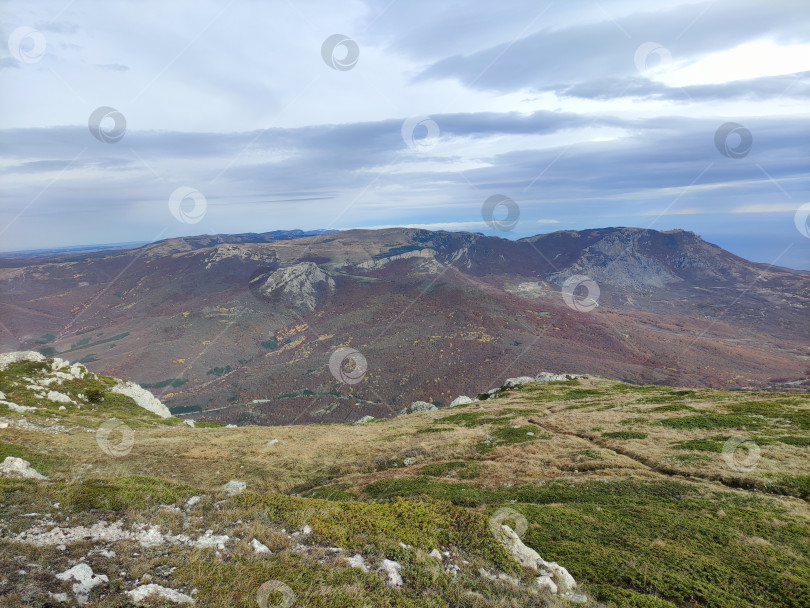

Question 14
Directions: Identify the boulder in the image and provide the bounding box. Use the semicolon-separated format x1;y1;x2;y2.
449;396;475;406
250;538;271;554
0;456;47;480
355;415;375;424
381;559;403;587
127;584;195;605
398;401;437;416
502;376;535;389
46;390;74;404
346;554;369;572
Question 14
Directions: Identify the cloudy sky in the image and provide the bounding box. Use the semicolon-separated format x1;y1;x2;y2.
1;0;808;269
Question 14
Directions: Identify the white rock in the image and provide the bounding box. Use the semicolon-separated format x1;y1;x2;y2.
498;525;543;570
184;419;195;428
548;562;577;593
0;456;48;480
346;554;369;572
223;480;246;495
225;424;237;428
429;549;444;561
449;395;475;406
0;422;8;429
0;351;45;370
250;538;271;554
185;496;201;509
59;405;67;411
195;530;229;550
50;357;69;370
534;372;583;383
403;457;416;466
267;438;280;445
3;401;37;413
398;401;437;416
381;559;403;587
535;574;558;594
355;415;375;424
0;391;4;399
48;591;70;603
503;376;535;388
47;390;74;404
56;563;108;605
127;584;195;605
109;381;172;418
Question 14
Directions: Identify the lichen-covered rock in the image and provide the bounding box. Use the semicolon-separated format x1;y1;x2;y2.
502;377;535;389
496;525;577;597
398;401;437;416
110;381;172;418
46;390;74;404
449;395;475;406
534;372;584;382
0;456;48;480
381;559;403;587
56;563;108;605
127;584;195;605
355;415;375;424
3;401;37;413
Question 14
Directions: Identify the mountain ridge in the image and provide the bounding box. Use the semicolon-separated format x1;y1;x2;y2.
0;226;806;426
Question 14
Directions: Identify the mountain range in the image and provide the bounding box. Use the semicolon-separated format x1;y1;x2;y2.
0;227;807;425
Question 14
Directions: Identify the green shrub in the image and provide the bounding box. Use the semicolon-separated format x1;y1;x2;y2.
660;414;766;431
777;436;810;447
603;431;648;440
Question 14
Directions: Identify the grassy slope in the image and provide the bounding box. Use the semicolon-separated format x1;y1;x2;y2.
1;361;808;607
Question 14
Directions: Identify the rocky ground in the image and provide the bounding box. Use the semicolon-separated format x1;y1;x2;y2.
1;351;808;606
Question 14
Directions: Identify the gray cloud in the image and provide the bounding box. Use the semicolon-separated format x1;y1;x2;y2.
416;0;810;93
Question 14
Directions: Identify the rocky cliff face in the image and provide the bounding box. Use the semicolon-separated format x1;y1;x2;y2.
250;262;335;312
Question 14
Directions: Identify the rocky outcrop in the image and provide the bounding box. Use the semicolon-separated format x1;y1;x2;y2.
497;525;580;600
251;262;335;311
0;351;172;418
110;381;172;418
0;350;45;370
